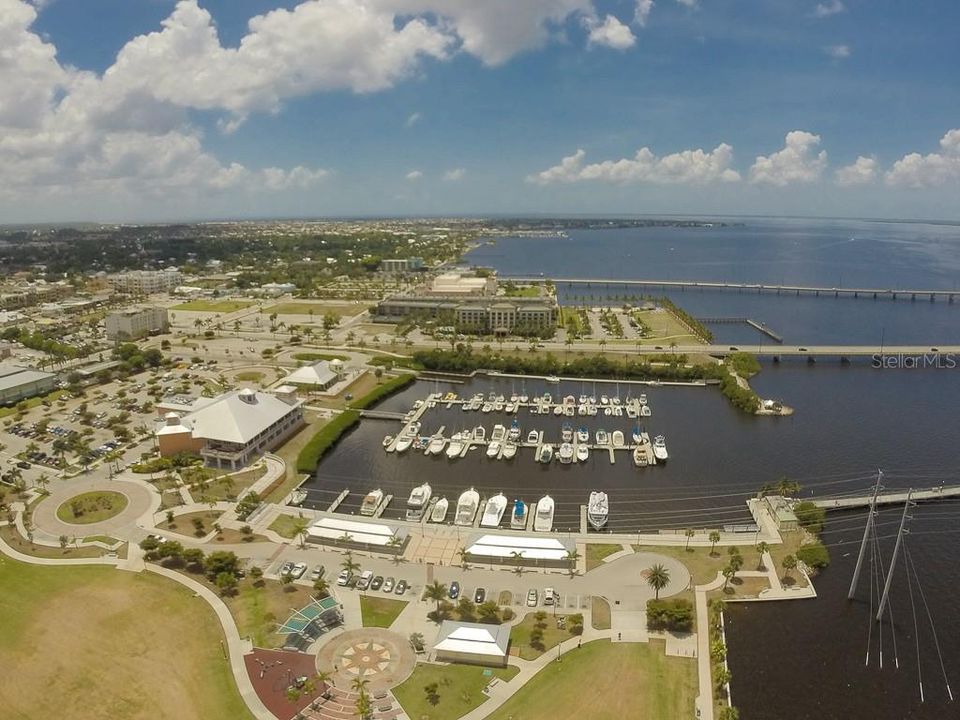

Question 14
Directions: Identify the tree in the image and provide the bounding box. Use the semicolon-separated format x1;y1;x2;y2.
424;580;448;620
205;550;239;579
684;528;695;551
646;563;670;600
709;530;721;556
721;565;736;591
374;367;383;384
351;677;369;694
478;600;500;623
340;552;361;575
456;547;471;569
565;548;580;577
719;707;740;720
782;554;798;580
456;598;476;622
313;576;330;597
728;547;744;573
423;681;440;707
183;547;205;571
714;666;732;695
409;632;425;653
291;515;310;549
755;541;769;570
216;571;238;596
58;534;68;549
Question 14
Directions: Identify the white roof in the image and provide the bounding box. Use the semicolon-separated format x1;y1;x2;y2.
306;517;399;547
172;389;300;445
285;360;338;386
465;533;572;561
434;621;510;657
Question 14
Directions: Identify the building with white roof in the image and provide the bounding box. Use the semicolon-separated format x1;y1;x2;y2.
434;621;511;667
305;516;408;553
464;534;576;569
155;386;303;469
283;359;342;390
0;364;59;406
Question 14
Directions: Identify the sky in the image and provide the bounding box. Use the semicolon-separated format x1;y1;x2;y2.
1;0;959;223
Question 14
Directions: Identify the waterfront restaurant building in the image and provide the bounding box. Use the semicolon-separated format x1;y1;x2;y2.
155;387;304;469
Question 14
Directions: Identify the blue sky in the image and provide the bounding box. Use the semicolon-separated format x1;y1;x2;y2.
1;0;958;222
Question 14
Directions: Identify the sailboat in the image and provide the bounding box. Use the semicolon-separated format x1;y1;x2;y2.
558;442;574;464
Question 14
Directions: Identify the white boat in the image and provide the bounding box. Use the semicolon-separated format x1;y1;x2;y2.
641;405;652;417
561;423;573;442
406;482;432;521
502;441;517;459
533;495;554;532
588;491;609;530
595;429;609;446
491;424;507;442
382;435;393;448
564;405;575;417
633;446;649;467
576;444;589;462
632;427;644;444
290;489;307;506
564;395;576;405
546;375;560;384
486;440;502;458
639;393;648;405
577;427;589;443
426;435;447;455
360;488;383;516
519;393;529;403
588;405;598;416
430;497;449;523
481;402;493;413
558;442;574;464
473;425;486;441
553;404;564;416
446;432;466;458
526;430;539;444
626;406;638;419
494;401;504;411
454;488;480;526
537;443;554;463
653;435;669;462
508;420;521;441
612;430;625;448
480;493;508;527
600;394;609;405
505;401;517;413
394;434;414;453
510;499;527;529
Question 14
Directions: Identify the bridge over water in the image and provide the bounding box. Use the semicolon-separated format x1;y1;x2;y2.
813;484;960;510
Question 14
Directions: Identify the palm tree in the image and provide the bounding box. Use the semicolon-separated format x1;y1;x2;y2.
354;691;371;720
313;576;330;597
351;677;369;694
782;554;797;580
478;600;500;623
509;550;524;575
709;530;721;556
684;528;695;551
291;515;310;549
646;563;670;600
565;548;580;578
386;535;403;564
456;547;471;569
722;565;736;591
755;541;769;570
340;552;361;575
424;580;448;619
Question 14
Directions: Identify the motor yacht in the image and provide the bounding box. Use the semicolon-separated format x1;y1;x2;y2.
537;443;554;463
405;482;432;521
587;491;609;530
430;497;449;523
653;435;669;462
360;488;383;516
558;442;574;464
454;487;480;526
480;493;508;527
533;495;554;532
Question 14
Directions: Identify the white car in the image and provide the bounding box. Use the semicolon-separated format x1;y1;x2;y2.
526;589;538;607
337;569;352;586
291;562;308;579
543;587;556;605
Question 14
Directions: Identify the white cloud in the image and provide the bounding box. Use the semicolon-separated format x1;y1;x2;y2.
749;131;827;186
528;143;741;185
262;166;330;191
814;1;846;19
584;14;636;50
675;0;698;7
405;111;422;127
825;44;851;59
835;156;878;186
406;170;424;180
886;129;960;188
633;0;654;27
443;167;466;181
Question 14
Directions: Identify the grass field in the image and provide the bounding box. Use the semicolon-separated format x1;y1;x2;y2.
0;525;110;558
487;640;696;720
172;300;253;313
268;514;303;539
591;597;611;630
266;302;362;317
585;543;623;571
393;662;518;720
0;560;254;720
292;352;349;362
55;490;128;524
509;612;582;660
225;578;314;648
360;596;408;628
234;370;265;383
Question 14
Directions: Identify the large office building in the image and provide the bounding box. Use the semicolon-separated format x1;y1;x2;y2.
0;281;73;311
0;364;59;406
381;257;425;274
108;269;183;295
105;307;169;340
155;387;304;470
375;295;556;333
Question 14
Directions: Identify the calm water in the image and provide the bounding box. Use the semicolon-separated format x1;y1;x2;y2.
304;218;960;718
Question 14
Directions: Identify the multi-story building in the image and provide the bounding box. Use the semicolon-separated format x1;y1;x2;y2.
0;282;73;310
376;295;556;334
381;257;425;274
155;387;304;470
105;307;169;340
108;269;183;295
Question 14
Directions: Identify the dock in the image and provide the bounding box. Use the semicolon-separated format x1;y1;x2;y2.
327;489;349;512
579;504;587;534
372;494;392;518
813;484;960;510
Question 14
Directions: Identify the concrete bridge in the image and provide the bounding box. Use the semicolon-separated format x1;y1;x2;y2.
633;344;959;359
813;484;960;510
505;276;959;302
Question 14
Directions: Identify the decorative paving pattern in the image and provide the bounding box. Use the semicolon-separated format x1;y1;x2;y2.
315;628;416;691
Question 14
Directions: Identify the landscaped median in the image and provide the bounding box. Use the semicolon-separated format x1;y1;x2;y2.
295;373;415;473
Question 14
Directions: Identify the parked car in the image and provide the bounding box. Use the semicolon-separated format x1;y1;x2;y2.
394;579;408;595
473;587;486;604
310;565;326;581
356;570;374;590
290;562;308;579
279;561;294;577
448;581;461;600
382;577;395;593
526;588;538;607
337;569;352;586
371;575;384;591
543;587;556;605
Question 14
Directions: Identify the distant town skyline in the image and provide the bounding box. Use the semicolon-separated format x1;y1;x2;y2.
1;0;959;222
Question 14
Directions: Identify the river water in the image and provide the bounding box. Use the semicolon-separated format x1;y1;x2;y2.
302;217;960;718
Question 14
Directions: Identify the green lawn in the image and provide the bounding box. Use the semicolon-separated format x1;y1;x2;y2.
172;300;253;312
487;640;697;720
393;662;519;720
292;352;349;362
234;370;265;383
585;543;624;571
267;302;361;317
0;559;254;720
55;490;128;524
360;595;408;628
0;389;65;418
225;577;314;648
509;612;583;660
268;514;303;539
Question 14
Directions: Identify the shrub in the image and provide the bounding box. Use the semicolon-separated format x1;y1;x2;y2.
646;598;694;633
796;541;830;570
794;501;826;534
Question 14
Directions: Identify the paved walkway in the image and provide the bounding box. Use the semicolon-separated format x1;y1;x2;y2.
694;572;726;720
30;476;156;541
